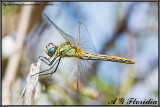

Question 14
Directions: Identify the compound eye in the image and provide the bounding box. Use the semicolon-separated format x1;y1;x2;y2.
48;43;53;47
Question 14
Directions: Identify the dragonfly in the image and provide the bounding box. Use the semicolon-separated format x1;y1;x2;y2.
33;13;136;88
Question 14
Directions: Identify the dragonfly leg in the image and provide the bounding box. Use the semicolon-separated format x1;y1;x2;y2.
39;58;61;76
39;56;58;66
32;57;60;76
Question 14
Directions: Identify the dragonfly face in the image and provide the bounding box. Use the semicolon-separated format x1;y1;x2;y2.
45;43;57;57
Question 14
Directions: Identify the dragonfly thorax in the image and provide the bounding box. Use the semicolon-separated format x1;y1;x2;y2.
45;43;58;57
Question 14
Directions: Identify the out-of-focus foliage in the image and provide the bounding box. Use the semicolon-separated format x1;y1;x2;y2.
2;4;21;16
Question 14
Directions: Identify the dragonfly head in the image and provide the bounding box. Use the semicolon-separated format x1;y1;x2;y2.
45;43;57;57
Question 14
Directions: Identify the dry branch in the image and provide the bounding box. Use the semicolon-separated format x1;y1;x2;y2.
21;60;41;105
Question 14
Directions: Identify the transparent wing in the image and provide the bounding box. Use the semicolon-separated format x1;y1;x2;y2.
75;21;97;53
77;58;95;87
49;57;77;85
74;21;97;88
44;14;75;45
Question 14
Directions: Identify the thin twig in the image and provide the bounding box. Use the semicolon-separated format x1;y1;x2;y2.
21;60;41;105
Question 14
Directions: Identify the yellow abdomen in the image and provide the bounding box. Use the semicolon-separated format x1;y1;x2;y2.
80;50;136;64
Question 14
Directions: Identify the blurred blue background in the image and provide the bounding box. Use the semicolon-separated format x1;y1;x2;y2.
2;2;158;105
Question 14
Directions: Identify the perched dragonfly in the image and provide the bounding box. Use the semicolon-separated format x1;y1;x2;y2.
33;13;135;88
